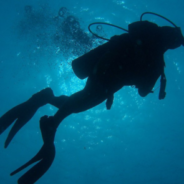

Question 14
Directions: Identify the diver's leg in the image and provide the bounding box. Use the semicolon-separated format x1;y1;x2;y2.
14;78;109;183
49;95;69;109
14;86;104;183
10;85;101;183
53;78;109;128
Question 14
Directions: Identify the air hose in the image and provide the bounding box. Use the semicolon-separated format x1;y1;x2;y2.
88;12;178;41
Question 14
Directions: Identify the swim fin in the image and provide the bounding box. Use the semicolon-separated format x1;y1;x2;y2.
11;115;56;184
0;88;54;148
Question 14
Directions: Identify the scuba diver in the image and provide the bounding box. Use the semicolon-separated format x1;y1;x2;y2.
0;12;184;184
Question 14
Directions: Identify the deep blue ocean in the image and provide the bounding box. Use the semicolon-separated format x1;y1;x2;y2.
0;0;184;183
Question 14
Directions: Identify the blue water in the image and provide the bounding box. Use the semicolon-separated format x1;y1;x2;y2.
0;0;184;183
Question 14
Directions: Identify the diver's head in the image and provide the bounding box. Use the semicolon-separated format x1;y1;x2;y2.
160;26;184;50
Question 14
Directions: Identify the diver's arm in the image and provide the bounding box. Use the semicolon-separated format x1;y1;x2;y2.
49;95;69;109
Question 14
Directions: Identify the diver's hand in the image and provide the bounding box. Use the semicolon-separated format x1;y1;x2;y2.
10;115;56;184
0;88;54;148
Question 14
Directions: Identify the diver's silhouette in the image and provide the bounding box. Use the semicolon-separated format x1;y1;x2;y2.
0;20;184;184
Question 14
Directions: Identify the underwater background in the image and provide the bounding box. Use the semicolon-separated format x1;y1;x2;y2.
0;0;184;183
